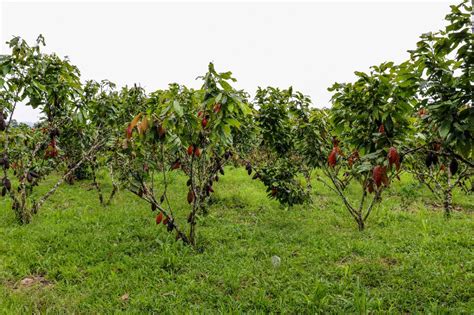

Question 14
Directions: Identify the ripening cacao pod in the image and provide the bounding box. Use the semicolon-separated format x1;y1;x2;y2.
372;166;385;188
201;118;208;128
155;212;163;225
194;147;201;157
125;125;133;139
378;124;385;134
213;103;222;113
328;147;337;167
449;159;458;175
387;147;400;171
187;145;194;156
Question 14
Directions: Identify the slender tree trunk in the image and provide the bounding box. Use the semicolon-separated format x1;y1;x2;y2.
356;215;365;231
91;164;104;205
444;170;453;218
444;188;453;218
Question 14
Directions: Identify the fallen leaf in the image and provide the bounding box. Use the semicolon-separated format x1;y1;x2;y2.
121;293;130;301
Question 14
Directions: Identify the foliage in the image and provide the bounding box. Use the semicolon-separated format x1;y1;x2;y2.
322;62;418;229
249;87;327;206
116;63;251;246
0;36;100;223
404;0;473;215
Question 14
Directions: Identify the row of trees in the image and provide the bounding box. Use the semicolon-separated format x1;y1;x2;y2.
0;1;471;244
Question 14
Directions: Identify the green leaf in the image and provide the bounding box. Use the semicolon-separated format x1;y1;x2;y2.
172;100;183;117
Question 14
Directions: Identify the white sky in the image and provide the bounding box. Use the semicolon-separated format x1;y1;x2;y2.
1;0;453;122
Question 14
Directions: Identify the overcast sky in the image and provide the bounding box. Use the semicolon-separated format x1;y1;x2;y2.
1;0;453;122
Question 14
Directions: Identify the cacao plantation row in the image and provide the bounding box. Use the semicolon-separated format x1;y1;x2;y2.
0;1;472;246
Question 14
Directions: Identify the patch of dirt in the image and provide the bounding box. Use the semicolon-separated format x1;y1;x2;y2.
424;201;467;213
7;275;53;291
380;257;398;267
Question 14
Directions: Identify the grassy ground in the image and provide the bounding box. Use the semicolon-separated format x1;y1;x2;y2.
0;167;473;313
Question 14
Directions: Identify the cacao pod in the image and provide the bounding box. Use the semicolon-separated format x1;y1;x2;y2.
378;124;385;134
187;145;194;156
449;159;458;175
156;212;163;225
328;148;337;167
187;190;194;204
387;147;400;171
372;166;386;188
194;147;201;157
167;220;173;232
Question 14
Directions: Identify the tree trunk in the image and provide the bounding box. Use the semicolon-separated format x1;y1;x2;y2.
357;217;365;231
444;189;453;218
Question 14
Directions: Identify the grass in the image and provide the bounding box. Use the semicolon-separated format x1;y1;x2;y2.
0;167;473;313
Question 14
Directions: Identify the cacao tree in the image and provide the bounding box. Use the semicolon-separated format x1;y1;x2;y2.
404;0;473;216
117;63;251;246
321;61;418;230
245;87;320;206
0;36;103;223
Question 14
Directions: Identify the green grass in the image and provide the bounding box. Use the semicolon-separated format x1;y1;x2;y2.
0;167;473;313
